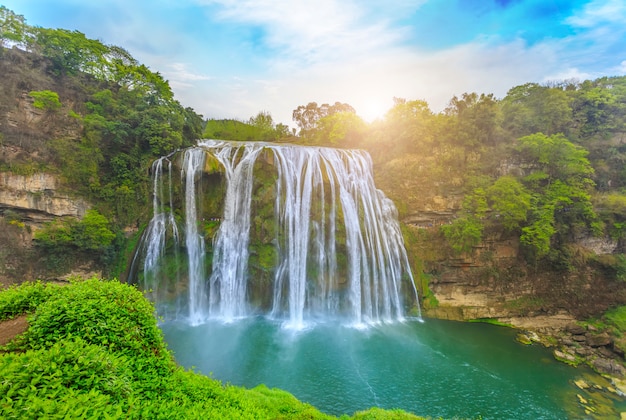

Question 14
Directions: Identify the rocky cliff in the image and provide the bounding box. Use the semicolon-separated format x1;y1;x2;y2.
0;48;95;285
0;171;89;220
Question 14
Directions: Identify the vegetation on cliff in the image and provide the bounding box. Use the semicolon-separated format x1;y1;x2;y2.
0;278;423;419
1;6;203;277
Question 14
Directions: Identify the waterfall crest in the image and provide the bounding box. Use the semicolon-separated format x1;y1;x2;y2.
133;140;420;326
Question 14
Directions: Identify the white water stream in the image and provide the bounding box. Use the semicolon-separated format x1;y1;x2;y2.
134;140;419;326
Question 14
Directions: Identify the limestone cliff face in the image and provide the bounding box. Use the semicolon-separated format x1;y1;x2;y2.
0;172;89;221
407;220;625;328
0;170;95;285
384;164;626;328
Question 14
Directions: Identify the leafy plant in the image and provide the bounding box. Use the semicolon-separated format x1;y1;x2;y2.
28;90;62;111
34;209;115;252
441;216;483;254
0;281;59;320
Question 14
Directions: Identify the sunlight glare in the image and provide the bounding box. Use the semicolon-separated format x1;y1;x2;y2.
360;100;390;123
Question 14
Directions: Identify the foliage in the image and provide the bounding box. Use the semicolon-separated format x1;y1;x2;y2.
486;176;531;230
32;210;122;275
516;133;598;257
502;83;573;137
0;6;31;48
603;305;626;332
375;98;436;156
34;209;115;252
204;113;291;142
418;273;439;309
292;101;356;137
0;279;424;419
28;90;62;111
593;254;626;281
1;7;204;234
308;111;367;148
441;216;483;254
0;281;59;320
595;193;626;240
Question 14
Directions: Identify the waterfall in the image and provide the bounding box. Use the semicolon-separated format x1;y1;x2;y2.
133;140;420;326
134;157;180;305
181;148;208;325
207;142;264;321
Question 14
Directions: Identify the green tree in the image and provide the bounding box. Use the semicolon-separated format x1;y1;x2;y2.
379;98;435;155
249;111;274;132
309;111;366;148
486;176;532;230
440;186;488;254
441;216;484;254
292;101;355;137
34;28;109;76
445;92;501;148
516;133;598;257
72;210;116;251
34;210;114;252
0;6;32;48
502;83;573;138
517;132;594;188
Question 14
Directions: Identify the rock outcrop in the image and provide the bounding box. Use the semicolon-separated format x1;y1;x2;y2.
0;171;89;222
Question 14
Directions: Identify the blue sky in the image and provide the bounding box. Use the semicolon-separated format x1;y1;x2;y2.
3;0;625;127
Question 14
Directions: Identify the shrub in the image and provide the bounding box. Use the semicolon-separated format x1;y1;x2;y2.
12;278;165;360
28;90;62;111
34;210;115;252
440;216;483;254
0;281;59;320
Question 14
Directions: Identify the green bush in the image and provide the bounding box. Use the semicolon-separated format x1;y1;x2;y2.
34;209;116;252
440;216;483;254
12;278;165;359
28;90;62;111
0;281;59;320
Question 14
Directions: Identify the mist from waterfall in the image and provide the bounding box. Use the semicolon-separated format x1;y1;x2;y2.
133;140;420;327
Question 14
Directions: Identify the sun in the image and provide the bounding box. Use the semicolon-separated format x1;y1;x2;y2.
360;100;391;123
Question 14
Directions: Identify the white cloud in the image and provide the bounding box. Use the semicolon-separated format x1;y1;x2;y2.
566;0;626;27
37;0;618;127
163;63;213;89
197;0;410;67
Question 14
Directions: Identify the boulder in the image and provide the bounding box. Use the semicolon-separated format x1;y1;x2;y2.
566;324;587;335
592;358;626;377
587;333;612;348
554;349;577;364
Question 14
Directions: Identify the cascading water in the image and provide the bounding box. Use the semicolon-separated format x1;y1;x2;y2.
208;144;264;321
131;157;180;307
132;140;420;327
182;148;208;325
